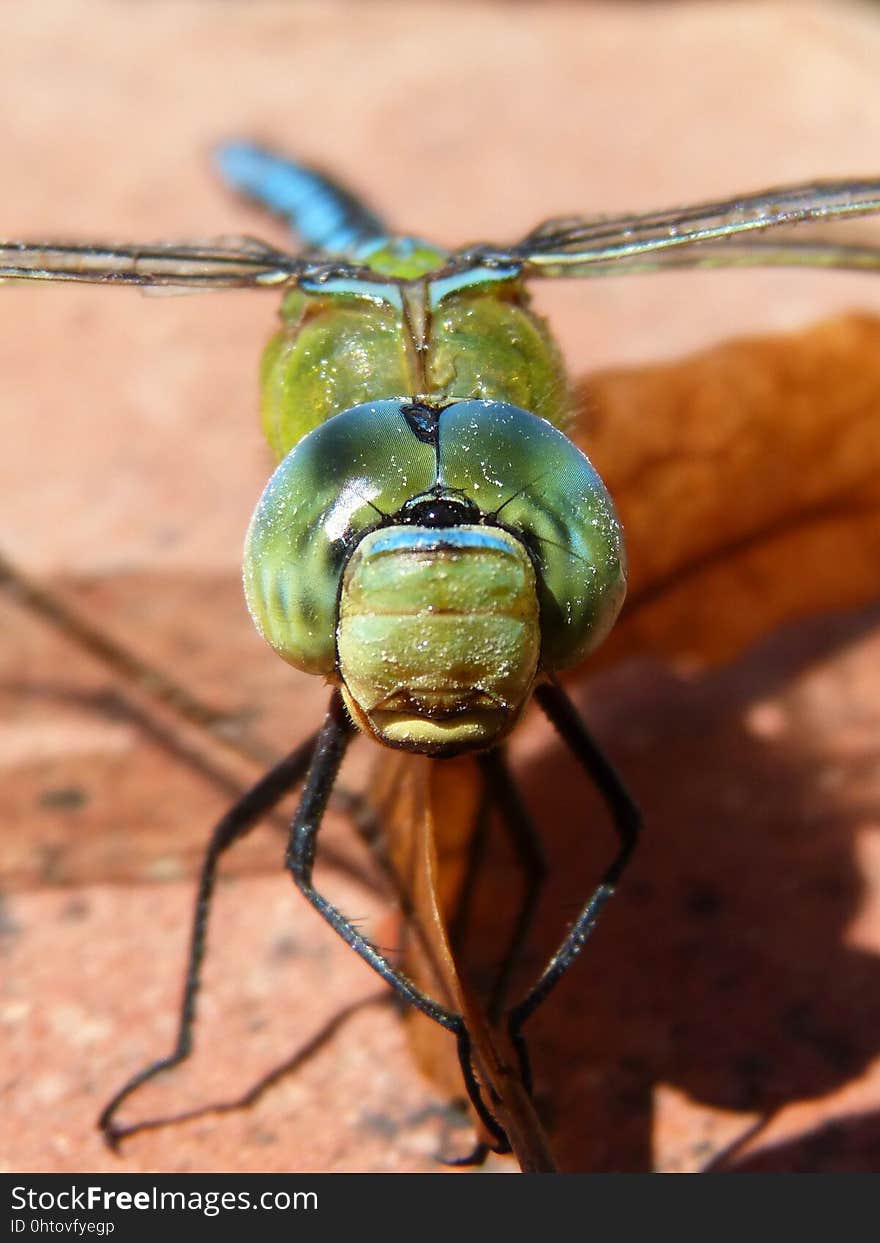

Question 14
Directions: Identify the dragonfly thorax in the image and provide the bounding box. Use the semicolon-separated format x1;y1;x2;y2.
259;262;570;461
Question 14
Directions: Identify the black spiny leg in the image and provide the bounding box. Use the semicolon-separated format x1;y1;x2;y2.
98;727;320;1147
285;690;510;1151
506;677;641;1090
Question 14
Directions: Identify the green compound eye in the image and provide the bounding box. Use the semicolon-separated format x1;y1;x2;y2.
243;398;625;752
243;401;437;676
436;402;626;671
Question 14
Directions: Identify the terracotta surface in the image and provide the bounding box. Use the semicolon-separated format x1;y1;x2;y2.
2;0;880;1173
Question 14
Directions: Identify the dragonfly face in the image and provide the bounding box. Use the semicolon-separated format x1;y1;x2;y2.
243;396;625;755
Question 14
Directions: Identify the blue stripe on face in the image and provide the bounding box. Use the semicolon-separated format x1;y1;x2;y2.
366;526;517;557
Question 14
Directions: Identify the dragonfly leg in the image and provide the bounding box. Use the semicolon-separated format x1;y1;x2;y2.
506;678;641;1088
98;729;320;1148
286;692;463;1031
477;749;548;1027
286;690;511;1151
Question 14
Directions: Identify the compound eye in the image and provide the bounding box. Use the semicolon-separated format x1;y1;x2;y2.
436;401;626;670
243;401;436;674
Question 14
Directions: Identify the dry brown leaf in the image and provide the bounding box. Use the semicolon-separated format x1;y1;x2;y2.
369;753;557;1171
580;313;880;669
380;312;880;1167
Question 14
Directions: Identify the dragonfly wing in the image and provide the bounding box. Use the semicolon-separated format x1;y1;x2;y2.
527;238;880;279
457;180;880;278
0;237;370;289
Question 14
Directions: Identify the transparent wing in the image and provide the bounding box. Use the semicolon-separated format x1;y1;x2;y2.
0;236;373;289
456;180;880;278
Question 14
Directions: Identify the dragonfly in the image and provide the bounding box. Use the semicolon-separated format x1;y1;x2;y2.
3;144;880;1169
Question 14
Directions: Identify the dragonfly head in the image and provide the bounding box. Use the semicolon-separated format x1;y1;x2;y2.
243;398;626;757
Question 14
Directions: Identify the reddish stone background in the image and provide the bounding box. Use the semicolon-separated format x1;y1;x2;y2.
2;0;880;1172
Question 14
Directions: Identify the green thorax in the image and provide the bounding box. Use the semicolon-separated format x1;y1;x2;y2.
259;250;570;460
